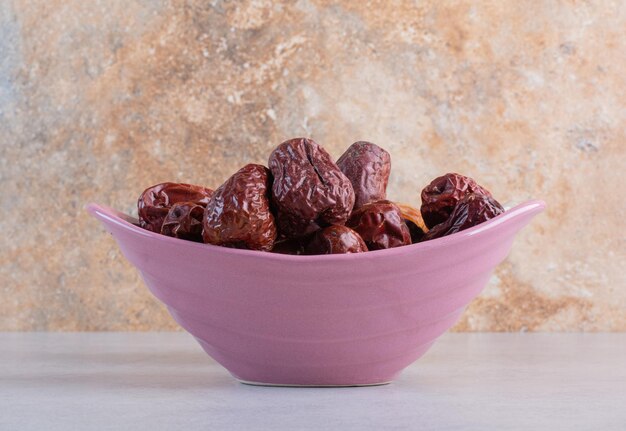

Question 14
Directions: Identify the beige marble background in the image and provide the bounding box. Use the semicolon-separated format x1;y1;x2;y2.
0;0;624;331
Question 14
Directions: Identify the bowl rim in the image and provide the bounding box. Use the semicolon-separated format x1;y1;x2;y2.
87;199;545;262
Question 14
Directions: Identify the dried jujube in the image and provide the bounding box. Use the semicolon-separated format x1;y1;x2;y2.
203;164;277;251
423;193;504;241
160;202;205;242
269;138;355;238
346;200;411;250
304;225;368;255
336;141;391;210
420;173;493;229
138;182;212;232
134;139;508;253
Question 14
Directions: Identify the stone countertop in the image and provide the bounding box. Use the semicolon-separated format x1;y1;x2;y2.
1;333;624;430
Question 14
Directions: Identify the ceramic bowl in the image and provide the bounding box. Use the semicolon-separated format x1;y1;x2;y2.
88;200;545;386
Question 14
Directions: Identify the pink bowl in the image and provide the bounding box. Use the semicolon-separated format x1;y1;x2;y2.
88;200;545;386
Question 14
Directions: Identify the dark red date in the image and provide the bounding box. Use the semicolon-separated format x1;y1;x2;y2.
304;225;368;255
203;164;277;251
336;141;391;210
269;138;355;238
160;202;205;242
420;173;493;229
138;182;213;232
423;193;504;240
346;200;411;250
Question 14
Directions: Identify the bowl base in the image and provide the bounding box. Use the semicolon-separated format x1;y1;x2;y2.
236;378;392;388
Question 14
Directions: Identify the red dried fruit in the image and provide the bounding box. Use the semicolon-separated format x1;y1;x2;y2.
138;182;213;233
304;225;368;255
420;173;493;229
336;141;391;210
346;200;411;250
423;193;504;240
160;202;205;242
203;164;277;251
268;138;355;238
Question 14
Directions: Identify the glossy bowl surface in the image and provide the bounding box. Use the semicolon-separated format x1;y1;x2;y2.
88;200;545;386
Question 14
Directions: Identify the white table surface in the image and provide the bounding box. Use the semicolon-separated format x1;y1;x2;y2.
1;333;624;430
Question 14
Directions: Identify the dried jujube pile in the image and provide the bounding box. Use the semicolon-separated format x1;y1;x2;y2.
137;138;504;255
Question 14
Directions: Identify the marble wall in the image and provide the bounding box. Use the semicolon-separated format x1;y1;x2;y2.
1;0;624;331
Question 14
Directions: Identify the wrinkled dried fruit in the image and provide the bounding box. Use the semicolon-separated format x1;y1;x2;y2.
203;164;277;251
160;202;205;242
423;193;504;240
304;225;368;255
420;173;493;229
346;200;411;250
336;141;391;210
138;182;213;232
269;138;355;238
